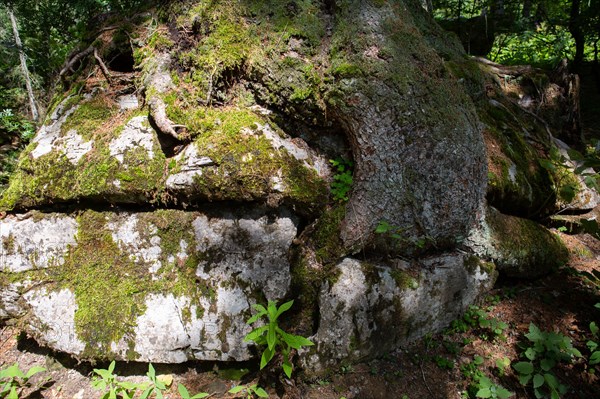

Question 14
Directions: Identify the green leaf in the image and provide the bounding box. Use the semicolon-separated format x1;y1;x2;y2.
267;323;277;350
278;330;314;349
519;374;532;386
591;322;599;336
476;388;492;398
244;326;268;342
140;387;152;399
375;221;392;234
24;366;45;379
540;358;555;371
590;351;600;365
276;300;294;318
544;373;559;389
513;362;534;375
533;374;544;389
228;385;246;394
496;387;513;399
595;303;600;309
526;324;543;342
260;346;275;369
252;304;267;314
147;363;156;378
1;364;25;379
282;359;293;379
108;360;115;374
178;383;191;399
254;386;269;398
191;393;210;399
524;348;537;361
7;387;18;399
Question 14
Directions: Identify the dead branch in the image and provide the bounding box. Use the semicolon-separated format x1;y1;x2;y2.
59;46;94;77
93;48;112;84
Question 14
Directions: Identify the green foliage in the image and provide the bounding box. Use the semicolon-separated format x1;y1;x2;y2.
329;158;353;202
513;323;582;398
139;364;170;399
93;361;202;399
244;300;314;379
450;305;508;340
92;361;140;399
587;303;600;368
491;26;575;69
474;375;513;399
0;363;46;399
460;356;513;399
177;383;209;399
228;383;268;398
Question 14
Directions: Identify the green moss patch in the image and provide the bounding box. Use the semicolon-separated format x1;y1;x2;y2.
48;211;153;357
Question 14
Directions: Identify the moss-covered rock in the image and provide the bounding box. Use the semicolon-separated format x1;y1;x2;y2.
465;206;568;278
0;207;297;362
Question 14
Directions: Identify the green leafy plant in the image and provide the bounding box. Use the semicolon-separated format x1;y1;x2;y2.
244;300;314;378
329;158;353;202
0;363;46;399
139;364;170;399
450;305;507;340
587;303;600;368
177;383;209;399
91;361;144;399
513;323;582;399
228;383;268;398
474;375;513;399
460;356;512;399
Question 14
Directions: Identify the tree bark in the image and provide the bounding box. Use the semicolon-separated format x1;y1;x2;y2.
8;8;39;122
569;0;584;71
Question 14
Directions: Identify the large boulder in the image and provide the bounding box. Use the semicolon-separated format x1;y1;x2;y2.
0;0;581;373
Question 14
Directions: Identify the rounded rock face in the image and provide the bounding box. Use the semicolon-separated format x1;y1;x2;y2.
0;0;500;371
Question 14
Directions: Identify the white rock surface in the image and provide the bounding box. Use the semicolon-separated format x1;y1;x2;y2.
109;116;156;163
0;213;78;272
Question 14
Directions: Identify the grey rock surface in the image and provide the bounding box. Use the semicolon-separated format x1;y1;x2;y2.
301;254;496;374
464;205;568;278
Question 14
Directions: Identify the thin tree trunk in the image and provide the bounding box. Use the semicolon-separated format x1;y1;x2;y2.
8;8;39;122
569;0;584;71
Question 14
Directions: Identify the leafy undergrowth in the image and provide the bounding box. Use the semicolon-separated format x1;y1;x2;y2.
0;230;599;399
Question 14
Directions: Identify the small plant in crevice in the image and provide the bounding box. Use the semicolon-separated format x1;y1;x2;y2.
244;300;314;379
329;158;353;202
92;361;141;399
0;363;46;399
228;383;269;398
92;361;198;399
513;323;581;399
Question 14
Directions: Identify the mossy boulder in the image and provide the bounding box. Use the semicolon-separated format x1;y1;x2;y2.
0;208;297;362
465;206;568;278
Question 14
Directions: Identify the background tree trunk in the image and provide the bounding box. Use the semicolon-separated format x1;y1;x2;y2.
569;0;584;71
8;8;38;122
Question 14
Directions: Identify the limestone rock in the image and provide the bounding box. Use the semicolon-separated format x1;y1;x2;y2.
0;208;297;362
301;255;496;374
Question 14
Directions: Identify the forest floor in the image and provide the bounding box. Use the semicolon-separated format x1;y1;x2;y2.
0;230;599;399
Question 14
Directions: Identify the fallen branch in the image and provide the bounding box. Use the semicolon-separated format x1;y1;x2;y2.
59;46;94;77
93;48;112;84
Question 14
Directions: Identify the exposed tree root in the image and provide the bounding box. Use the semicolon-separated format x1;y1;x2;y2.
148;96;187;141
